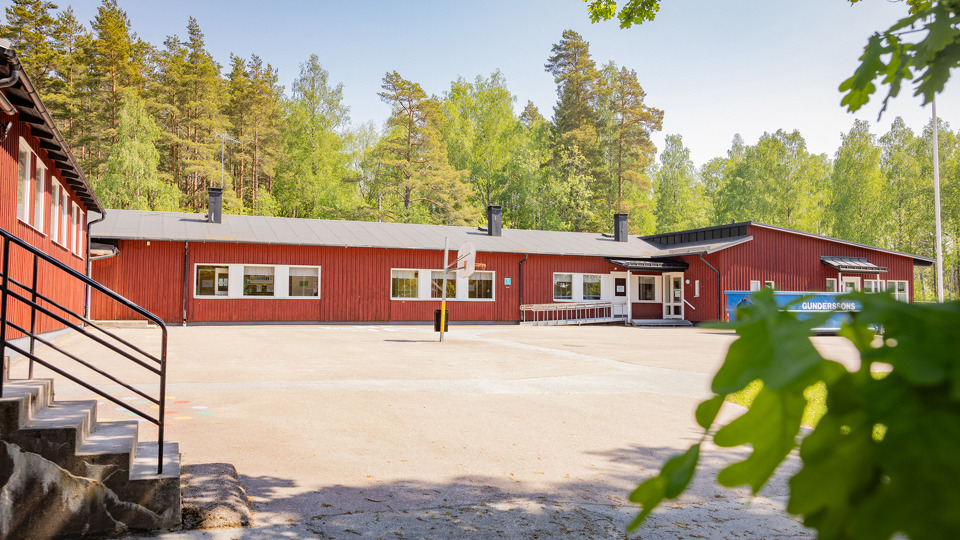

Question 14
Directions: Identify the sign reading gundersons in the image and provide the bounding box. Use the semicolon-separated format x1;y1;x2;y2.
725;291;862;332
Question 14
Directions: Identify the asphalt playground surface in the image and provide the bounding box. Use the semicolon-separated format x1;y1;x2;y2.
12;323;863;538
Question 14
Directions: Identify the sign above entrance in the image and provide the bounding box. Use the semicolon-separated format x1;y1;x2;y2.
605;258;689;271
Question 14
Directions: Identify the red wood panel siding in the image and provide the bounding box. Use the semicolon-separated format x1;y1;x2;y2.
1;118;90;338
90;240;185;322
677;253;723;323
631;302;662;319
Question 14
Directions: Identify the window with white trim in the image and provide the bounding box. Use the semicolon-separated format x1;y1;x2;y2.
825;278;837;292
196;265;229;296
391;269;419;299
638;275;659;302
50;178;61;243
17;139;31;223
243;266;275;296
842;276;860;292
863;279;883;294
749;280;761;292
60;191;70;246
75;208;84;256
553;273;573;300
582;274;601;300
69;203;78;253
887;280;908;302
430;270;457;299
764;281;775;289
289;266;320;297
468;271;494;299
33;162;46;232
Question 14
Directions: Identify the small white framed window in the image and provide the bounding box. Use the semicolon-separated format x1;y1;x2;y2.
431;270;457;299
825;278;837;292
391;269;419;299
863;280;883;294
17;138;31;223
289;266;320;297
749;280;761;292
243;266;275;296
50;178;61;243
69;203;78;253
196;265;230;297
887;280;908;302
582;274;601;300
764;281;775;290
842;276;860;293
553;273;573;300
638;276;659;302
75;208;84;256
60;190;70;246
468;271;494;299
33;162;46;232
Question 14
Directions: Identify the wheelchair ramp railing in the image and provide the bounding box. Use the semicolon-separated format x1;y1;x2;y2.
520;301;628;325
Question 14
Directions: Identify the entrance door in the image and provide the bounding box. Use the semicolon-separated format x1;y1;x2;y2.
842;276;860;293
663;272;684;319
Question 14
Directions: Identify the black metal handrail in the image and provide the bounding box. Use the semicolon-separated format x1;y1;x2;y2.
0;227;168;474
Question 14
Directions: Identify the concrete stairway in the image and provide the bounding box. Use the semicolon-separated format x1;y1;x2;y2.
0;378;181;538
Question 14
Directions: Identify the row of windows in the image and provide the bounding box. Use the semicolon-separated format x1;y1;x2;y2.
390;269;495;300
751;278;909;302
16;138;84;257
195;265;320;298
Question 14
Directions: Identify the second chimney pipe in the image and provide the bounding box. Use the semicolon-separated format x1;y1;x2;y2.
614;213;628;242
208;187;223;224
487;205;502;237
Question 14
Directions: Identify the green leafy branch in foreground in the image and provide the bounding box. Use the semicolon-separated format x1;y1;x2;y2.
628;289;960;539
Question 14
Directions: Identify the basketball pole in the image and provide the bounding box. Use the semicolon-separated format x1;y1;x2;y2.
440;237;449;342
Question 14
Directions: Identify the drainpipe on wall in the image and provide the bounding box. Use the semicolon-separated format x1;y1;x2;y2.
699;253;722;321
84;212;107;320
182;242;189;326
518;254;528;322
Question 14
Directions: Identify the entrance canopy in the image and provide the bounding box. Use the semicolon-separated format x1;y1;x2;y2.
820;256;889;273
605;258;689;271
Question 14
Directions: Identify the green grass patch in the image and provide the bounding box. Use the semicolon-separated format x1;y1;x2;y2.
726;380;827;428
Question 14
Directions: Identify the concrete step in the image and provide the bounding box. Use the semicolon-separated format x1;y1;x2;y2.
9;399;98;459
76;420;140;484
631;319;694;327
126;441;183;528
0;378;53;436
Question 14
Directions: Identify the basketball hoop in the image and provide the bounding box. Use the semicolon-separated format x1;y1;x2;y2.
455;242;476;279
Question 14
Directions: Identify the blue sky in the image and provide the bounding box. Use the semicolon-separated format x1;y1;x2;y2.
58;0;960;167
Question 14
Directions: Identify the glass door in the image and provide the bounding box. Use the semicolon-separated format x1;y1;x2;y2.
663;273;684;319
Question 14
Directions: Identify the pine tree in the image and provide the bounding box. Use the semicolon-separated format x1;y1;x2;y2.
373;71;474;225
0;0;58;93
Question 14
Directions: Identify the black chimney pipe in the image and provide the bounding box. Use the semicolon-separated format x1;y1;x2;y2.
208;187;222;224
487;205;502;236
614;213;628;242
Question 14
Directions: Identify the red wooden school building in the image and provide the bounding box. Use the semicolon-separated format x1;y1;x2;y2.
0;42;102;338
88;198;933;325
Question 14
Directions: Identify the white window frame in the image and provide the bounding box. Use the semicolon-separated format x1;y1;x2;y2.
75;208;84;257
582;273;601;301
17;138;31;224
863;279;884;294
50;177;61;244
390;268;495;301
243;265;276;297
749;280;761;292
193;263;321;299
887;280;908;302
764;281;775;290
825;278;837;292
69;202;78;253
553;273;573;301
288;266;321;298
637;275;661;303
391;268;420;300
842;276;860;293
60;189;70;247
33;162;46;233
467;270;495;300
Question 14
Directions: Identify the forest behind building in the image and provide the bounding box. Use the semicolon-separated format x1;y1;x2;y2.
3;0;959;299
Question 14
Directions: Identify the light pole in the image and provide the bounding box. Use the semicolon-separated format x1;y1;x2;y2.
216;132;240;189
932;98;944;303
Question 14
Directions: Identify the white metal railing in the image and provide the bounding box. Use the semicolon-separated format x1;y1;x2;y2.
520;302;628;326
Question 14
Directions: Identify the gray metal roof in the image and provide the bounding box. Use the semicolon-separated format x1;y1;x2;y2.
649;235;754;257
92;209;672;258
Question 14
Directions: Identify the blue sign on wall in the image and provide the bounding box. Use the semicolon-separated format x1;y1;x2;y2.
725;291;862;332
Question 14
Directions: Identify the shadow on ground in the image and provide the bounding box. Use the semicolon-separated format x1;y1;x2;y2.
227;444;810;539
